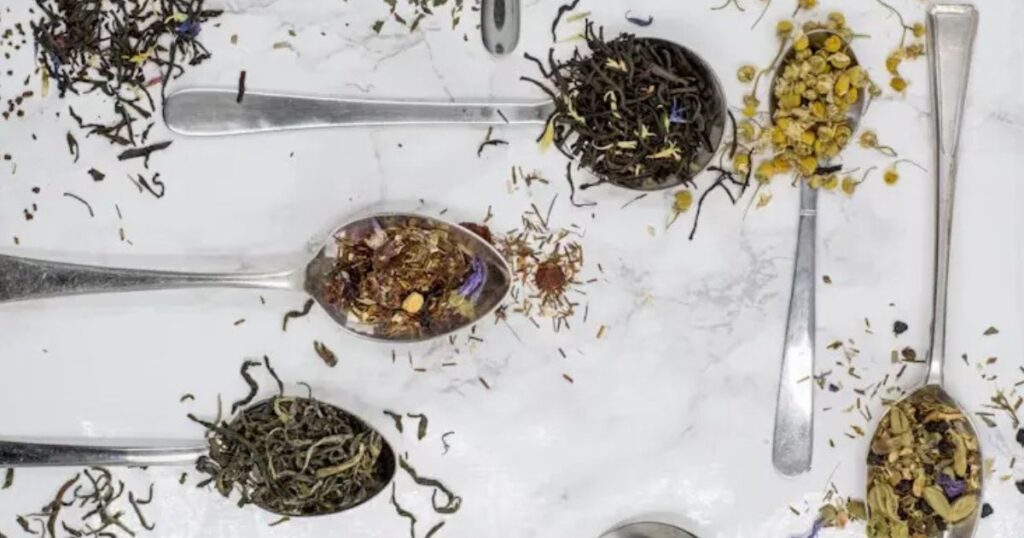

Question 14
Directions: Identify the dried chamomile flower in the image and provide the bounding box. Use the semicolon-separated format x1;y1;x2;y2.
672;190;693;213
737;65;757;83
768;21;871;178
858;130;897;157
883;168;899;185
777;20;795;37
890;76;908;92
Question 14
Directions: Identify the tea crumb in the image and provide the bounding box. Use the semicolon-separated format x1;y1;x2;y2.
893;320;908;336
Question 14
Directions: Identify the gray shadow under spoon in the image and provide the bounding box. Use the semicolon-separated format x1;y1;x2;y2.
866;5;981;537
770;30;868;477
0;212;513;344
0;397;397;517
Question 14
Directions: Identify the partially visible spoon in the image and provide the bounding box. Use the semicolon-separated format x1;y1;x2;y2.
866;5;981;537
599;522;698;538
0;212;512;344
769;30;868;477
0;397;397;517
481;0;520;55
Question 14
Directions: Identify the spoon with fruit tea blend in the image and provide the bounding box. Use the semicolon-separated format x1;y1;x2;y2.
0;213;512;343
866;6;981;538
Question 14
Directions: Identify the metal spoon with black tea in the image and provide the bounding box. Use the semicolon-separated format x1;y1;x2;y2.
0;213;512;343
0;397;396;517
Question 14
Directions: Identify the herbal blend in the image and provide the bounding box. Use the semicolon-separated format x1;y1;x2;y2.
191;397;393;516
323;218;486;339
525;22;724;190
867;391;981;538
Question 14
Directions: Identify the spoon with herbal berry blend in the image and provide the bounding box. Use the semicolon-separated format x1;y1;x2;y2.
866;6;981;538
0;213;512;343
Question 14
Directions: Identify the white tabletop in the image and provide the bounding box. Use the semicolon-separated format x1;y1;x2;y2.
0;0;1022;536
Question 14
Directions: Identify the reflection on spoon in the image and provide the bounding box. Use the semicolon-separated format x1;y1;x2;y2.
0;212;512;344
866;5;980;538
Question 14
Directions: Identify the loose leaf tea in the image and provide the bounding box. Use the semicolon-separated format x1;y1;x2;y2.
190;393;392;516
867;391;981;537
323;218;483;339
524;22;723;190
16;468;156;538
32;0;219;148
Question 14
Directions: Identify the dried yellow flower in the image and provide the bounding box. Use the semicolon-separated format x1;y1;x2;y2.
841;176;858;195
884;168;899;185
794;34;810;52
890;76;908;92
859;130;879;148
777;20;794;36
912;22;926;38
824;35;843;53
733;153;751;174
737;65;757;83
673;190;693;213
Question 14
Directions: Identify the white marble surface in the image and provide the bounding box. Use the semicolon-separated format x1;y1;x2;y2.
1;0;1023;536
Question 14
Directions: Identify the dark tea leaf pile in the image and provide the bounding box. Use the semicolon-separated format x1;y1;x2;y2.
189;362;392;517
32;0;219;148
324;218;485;339
524;22;722;190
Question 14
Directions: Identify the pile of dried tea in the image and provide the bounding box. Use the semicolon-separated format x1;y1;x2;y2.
525;22;723;190
760;15;873;180
189;362;393;516
867;392;981;537
32;0;219;148
324;218;484;339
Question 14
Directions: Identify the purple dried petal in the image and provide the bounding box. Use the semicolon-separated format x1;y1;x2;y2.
176;20;202;39
938;473;967;499
458;257;486;299
669;98;688;124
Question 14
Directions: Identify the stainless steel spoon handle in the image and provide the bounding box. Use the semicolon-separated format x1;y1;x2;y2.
481;0;521;55
0;439;207;467
0;253;301;304
926;5;978;386
164;89;552;136
772;182;817;476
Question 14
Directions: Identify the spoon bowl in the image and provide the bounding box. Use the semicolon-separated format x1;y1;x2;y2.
767;29;868;129
0;211;513;344
599;522;698;538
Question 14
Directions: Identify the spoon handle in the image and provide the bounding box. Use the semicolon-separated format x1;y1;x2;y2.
773;181;817;476
481;0;521;55
0;253;301;304
164;89;552;136
0;439;207;467
926;5;978;386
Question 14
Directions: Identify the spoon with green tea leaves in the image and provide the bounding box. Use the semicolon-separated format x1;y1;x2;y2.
768;21;869;477
866;6;981;538
0;394;396;517
0;213;512;343
166;25;726;192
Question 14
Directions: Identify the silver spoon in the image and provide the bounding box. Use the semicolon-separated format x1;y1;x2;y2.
0;212;512;344
162;39;726;192
0;397;397;517
481;0;520;55
769;30;868;477
599;522;698;538
866;5;980;537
